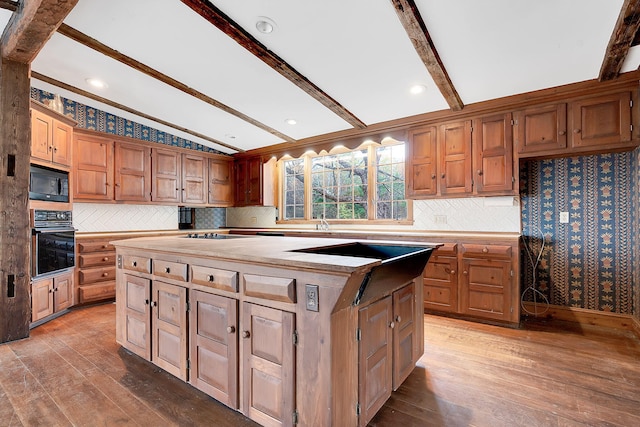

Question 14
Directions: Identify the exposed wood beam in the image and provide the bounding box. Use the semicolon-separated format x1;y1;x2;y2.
56;24;294;144
180;0;367;129
0;1;18;12
32;71;244;153
1;0;78;63
390;0;464;111
599;0;640;81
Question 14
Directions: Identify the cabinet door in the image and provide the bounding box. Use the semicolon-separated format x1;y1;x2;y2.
473;113;514;194
392;283;416;391
32;278;54;322
514;103;567;156
208;158;233;205
74;134;114;200
152;280;188;381
182;153;208;205
460;258;512;322
152;148;181;203
190;290;238;408
439;120;472;195
358;296;392;427
247;157;263;205
121;274;151;360
570;92;631;148
406;126;437;197
53;271;73;312
31;109;53;162
115;142;151;202
234;159;248;206
423;255;458;313
242;303;295;427
52;119;72;167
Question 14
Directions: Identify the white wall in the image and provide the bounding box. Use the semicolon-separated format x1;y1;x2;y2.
73;203;178;232
226;196;521;233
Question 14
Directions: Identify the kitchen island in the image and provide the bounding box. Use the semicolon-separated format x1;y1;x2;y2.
112;235;436;427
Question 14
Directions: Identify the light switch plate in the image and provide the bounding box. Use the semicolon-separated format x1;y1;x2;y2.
560;211;569;224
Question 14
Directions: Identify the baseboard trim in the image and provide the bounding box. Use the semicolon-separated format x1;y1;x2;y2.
522;302;640;338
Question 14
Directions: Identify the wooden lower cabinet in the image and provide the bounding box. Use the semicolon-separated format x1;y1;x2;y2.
358;282;419;427
189;290;238;408
31;270;73;323
242;302;295;427
120;274;151;359
76;237;117;304
423;239;519;325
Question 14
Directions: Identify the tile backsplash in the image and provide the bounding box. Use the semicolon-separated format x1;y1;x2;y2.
73;203;178;232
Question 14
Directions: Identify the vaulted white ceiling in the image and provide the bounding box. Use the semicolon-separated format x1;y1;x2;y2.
2;0;638;154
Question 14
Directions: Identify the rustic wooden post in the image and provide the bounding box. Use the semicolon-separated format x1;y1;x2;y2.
0;58;31;342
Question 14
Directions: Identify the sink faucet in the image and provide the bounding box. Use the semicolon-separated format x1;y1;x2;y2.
319;214;330;231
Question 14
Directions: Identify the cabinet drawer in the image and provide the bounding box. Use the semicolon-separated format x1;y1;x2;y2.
122;255;151;274
461;244;512;259
153;259;188;282
79;267;116;285
78;281;115;303
191;265;238;292
244;274;296;303
78;241;115;253
79;252;115;268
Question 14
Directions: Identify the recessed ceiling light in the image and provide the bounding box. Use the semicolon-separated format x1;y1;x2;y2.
86;78;108;89
285;118;297;125
410;84;427;95
256;17;276;34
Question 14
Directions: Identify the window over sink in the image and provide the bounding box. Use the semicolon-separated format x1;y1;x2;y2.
280;141;411;224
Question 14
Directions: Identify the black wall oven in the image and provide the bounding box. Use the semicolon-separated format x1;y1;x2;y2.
31;210;75;277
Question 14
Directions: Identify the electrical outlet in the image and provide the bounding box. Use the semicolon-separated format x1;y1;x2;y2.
434;215;447;224
305;284;319;312
250;216;257;224
559;211;569;224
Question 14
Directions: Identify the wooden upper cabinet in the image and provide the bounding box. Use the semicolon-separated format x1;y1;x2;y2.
182;153;208;205
208;158;233;206
152;148;181;204
514;103;567;156
115;142;151;202
569;91;631;148
439;120;472;196
73;134;114;201
473;113;514;194
31;107;73;168
406;126;437;197
234;157;264;206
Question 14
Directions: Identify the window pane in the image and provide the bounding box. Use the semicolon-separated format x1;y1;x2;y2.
283;159;305;219
375;144;407;220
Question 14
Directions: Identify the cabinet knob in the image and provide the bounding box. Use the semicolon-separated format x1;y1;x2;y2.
48;146;52;152
207;275;215;282
49;288;53;293
165;267;171;274
389;321;395;329
463;270;468;275
242;330;251;339
477;170;483;176
450;270;456;275
559;130;566;136
132;261;137;267
431;174;436;179
102;272;108;277
144;299;149;305
573;129;581;134
441;173;445;179
54;287;58;292
103;257;109;262
482;247;489;253
151;301;157;307
395;315;401;323
226;326;236;334
53;147;57;153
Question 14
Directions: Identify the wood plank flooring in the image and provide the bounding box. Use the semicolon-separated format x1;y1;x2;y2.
0;303;638;426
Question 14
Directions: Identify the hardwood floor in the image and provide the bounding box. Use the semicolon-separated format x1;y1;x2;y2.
0;303;639;427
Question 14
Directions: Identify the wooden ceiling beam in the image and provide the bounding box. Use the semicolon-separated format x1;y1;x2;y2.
599;0;640;81
180;0;367;129
56;24;294;144
0;1;18;12
32;71;244;153
390;0;463;111
1;0;78;63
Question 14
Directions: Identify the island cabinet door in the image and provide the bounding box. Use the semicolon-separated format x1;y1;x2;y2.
392;283;417;391
189;290;238;409
358;296;393;427
151;280;188;381
121;274;151;360
241;303;295;427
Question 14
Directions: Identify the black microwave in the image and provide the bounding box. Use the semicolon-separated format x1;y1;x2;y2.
29;165;69;202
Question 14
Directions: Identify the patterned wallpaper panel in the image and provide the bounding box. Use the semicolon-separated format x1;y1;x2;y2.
520;152;635;315
73;203;178;233
30;88;227;155
195;208;226;229
633;147;640;321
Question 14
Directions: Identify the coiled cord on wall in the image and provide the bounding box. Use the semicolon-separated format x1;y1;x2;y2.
521;224;550;316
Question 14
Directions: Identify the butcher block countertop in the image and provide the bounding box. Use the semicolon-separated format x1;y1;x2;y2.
111;235;439;273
